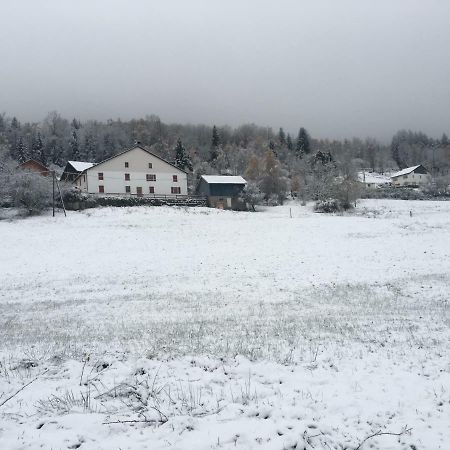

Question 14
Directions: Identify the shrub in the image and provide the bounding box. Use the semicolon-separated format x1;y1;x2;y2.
239;181;264;211
10;172;53;214
314;199;343;213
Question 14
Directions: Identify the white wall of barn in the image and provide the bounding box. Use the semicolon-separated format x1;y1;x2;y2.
75;147;188;195
392;171;431;187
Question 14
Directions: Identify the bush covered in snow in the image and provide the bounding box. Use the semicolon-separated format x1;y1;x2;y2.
314;198;351;213
11;172;53;213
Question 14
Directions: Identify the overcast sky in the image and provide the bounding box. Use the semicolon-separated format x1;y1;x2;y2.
1;0;449;140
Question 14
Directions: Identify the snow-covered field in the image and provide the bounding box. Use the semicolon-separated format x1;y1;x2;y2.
1;200;449;450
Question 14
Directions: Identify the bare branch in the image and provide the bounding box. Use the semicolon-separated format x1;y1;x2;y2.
355;426;412;450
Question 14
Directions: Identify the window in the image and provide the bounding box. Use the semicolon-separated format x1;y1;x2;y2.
403;175;408;179
172;175;178;182
148;162;153;169
171;186;181;194
125;173;130;181
99;185;104;193
147;174;156;181
125;162;129;168
125;185;131;193
149;186;155;194
98;172;103;180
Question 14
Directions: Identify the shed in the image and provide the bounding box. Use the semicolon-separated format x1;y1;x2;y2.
17;159;50;177
61;160;95;182
197;175;247;210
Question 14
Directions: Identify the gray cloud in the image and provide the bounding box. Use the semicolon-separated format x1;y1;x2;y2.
1;0;449;140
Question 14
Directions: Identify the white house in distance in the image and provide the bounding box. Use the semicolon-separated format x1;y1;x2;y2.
358;171;391;189
74;145;188;196
390;165;431;187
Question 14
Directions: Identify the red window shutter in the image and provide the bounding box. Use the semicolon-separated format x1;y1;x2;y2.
99;185;104;193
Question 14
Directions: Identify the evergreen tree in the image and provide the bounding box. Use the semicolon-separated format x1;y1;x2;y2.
174;138;192;171
278;127;286;146
390;136;403;168
211;125;220;148
210;125;220;161
70;130;80;160
286;133;293;151
32;133;44;163
441;133;449;147
103;134;115;158
296;127;310;157
48;138;64;165
83;134;98;161
11;116;20;130
71;118;81;130
17;137;27;162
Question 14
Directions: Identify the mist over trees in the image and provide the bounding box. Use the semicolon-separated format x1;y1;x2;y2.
0;111;449;205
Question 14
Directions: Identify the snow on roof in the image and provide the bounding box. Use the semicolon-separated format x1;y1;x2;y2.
358;172;391;185
201;175;247;184
69;161;95;172
391;165;422;178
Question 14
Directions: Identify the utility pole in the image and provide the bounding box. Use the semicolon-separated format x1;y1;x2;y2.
52;170;55;217
55;177;67;217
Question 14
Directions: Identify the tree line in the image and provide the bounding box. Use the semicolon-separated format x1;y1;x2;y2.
0;111;449;206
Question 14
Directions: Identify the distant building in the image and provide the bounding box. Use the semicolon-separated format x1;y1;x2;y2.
17;159;50;177
73;145;188;196
197;175;247;210
391;165;431;187
358;171;391;189
61;160;95;182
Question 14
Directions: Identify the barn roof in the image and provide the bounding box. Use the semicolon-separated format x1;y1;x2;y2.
391;165;423;178
68;161;95;172
201;175;247;185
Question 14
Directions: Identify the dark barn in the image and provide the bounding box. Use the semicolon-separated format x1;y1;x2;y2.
60;160;95;182
197;175;247;210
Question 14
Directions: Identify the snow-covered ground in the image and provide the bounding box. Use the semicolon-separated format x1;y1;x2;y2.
1;200;449;449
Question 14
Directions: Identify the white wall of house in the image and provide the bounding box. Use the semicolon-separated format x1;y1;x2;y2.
391;172;431;187
75;147;188;196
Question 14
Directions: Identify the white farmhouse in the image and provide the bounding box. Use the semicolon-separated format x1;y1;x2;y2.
390;165;431;187
74;145;188;196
